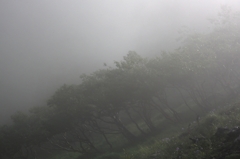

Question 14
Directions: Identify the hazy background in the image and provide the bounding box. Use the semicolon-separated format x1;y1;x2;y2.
1;0;240;125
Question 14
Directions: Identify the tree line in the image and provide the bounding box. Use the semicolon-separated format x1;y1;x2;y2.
1;8;240;159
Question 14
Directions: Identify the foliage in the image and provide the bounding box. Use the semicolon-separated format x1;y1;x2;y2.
1;7;240;159
120;100;240;159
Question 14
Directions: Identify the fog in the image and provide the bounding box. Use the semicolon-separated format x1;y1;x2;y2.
0;0;240;125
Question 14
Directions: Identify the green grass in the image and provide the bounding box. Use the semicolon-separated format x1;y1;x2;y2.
46;96;240;159
119;99;240;159
48;152;80;159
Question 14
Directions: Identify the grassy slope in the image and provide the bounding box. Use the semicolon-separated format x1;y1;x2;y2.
47;96;240;159
119;99;240;159
93;97;240;159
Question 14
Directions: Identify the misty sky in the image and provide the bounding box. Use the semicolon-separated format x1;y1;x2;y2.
1;0;240;124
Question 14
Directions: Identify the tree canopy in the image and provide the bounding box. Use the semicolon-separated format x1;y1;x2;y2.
1;8;240;159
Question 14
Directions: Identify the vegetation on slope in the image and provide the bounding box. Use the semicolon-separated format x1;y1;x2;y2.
0;6;240;159
117;99;240;159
